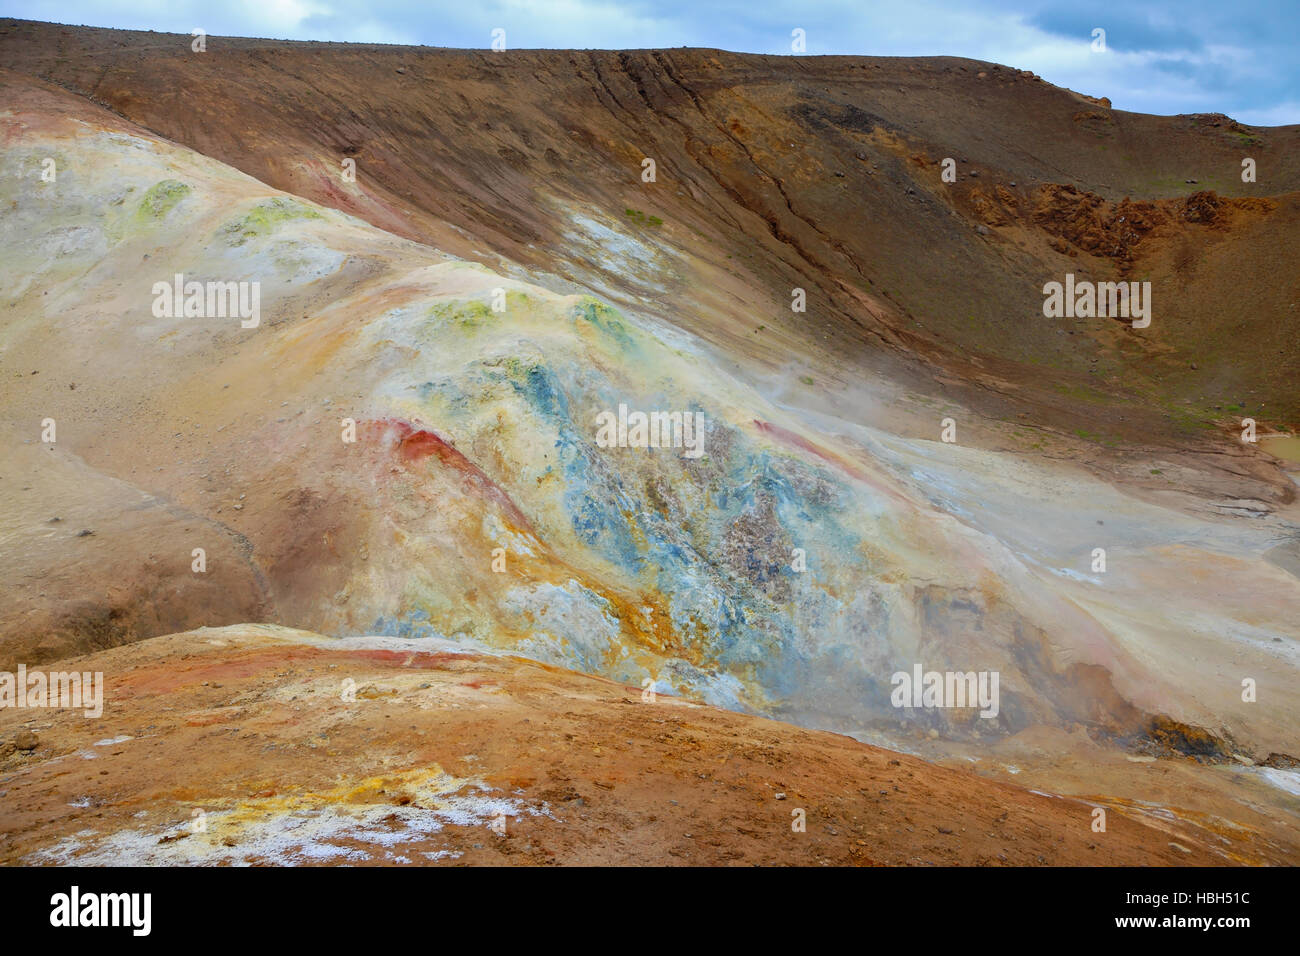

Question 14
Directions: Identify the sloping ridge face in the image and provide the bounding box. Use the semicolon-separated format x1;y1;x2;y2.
0;625;1237;866
3;68;1298;749
1;18;1298;443
1;24;1299;861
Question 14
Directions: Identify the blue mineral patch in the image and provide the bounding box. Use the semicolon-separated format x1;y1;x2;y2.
570;297;637;353
369;609;448;641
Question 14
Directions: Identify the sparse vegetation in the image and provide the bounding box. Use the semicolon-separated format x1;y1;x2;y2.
222;197;323;246
135;179;190;220
623;208;662;227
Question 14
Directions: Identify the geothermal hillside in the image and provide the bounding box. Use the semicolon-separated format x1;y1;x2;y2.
0;19;1297;865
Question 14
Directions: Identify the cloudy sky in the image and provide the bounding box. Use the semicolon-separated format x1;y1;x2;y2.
4;0;1296;125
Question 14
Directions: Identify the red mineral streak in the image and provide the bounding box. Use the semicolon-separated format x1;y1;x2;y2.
117;646;330;695
345;649;472;669
118;646;476;696
751;419;871;480
307;161;421;243
365;418;538;536
753;419;910;503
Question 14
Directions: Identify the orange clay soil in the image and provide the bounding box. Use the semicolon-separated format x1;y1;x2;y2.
0;626;1235;866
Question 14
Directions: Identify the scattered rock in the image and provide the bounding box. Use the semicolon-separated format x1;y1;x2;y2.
1144;714;1231;762
15;730;39;752
1261;752;1300;770
1183;190;1221;224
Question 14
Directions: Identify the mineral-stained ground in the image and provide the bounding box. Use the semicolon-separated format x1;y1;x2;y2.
0;19;1297;864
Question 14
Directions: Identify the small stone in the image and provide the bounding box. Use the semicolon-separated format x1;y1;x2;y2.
15;730;38;751
774;792;787;800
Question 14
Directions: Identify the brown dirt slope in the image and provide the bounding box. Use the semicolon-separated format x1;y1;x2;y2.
2;18;1297;445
